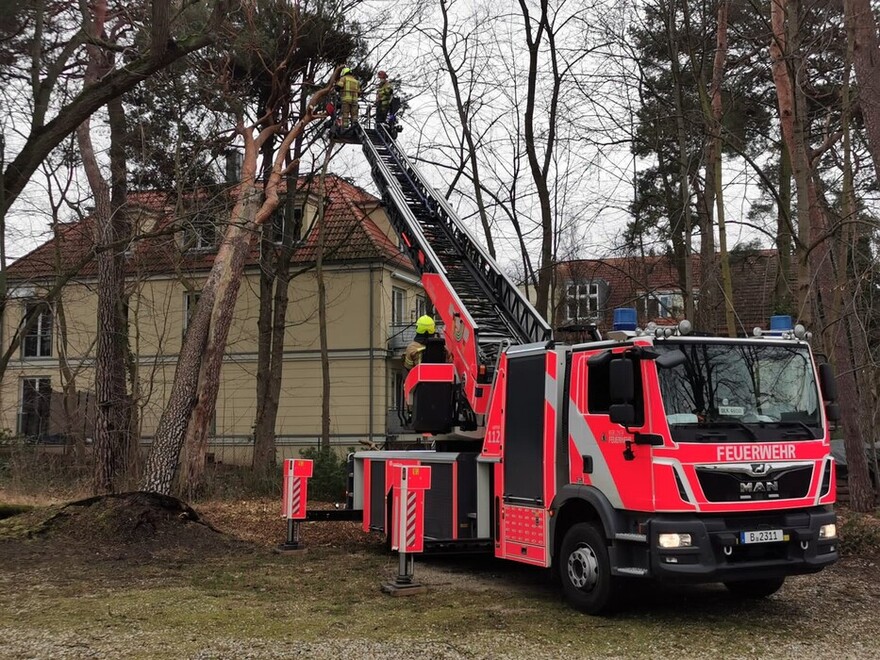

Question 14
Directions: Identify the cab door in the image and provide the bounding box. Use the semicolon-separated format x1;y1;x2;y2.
571;346;655;512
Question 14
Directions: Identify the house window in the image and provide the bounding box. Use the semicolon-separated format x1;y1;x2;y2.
390;370;405;411
415;295;428;320
271;205;304;244
644;292;685;319
566;282;599;321
184;291;201;332
184;215;217;251
19;377;51;438
392;287;406;325
22;302;53;358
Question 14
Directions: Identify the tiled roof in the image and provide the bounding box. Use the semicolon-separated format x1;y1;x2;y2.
555;250;781;338
7;176;413;282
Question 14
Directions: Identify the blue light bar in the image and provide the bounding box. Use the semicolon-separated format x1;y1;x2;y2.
613;307;638;331
769;315;793;332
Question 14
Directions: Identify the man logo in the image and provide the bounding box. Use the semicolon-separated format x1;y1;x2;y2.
740;480;779;494
750;463;771;475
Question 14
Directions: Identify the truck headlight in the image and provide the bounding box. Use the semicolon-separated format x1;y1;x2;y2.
819;523;837;539
658;533;692;548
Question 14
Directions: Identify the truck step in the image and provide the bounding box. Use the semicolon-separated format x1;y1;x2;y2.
616;567;649;576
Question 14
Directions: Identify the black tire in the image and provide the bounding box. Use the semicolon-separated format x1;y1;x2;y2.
558;522;619;614
724;576;785;598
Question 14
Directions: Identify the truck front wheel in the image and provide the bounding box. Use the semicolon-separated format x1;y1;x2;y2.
559;522;619;614
724;577;785;599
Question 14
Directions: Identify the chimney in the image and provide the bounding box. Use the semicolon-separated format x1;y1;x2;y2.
225;150;242;183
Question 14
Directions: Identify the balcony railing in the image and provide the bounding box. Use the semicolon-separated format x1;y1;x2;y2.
387;322;414;351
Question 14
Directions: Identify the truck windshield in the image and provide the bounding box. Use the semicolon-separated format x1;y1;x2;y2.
654;342;822;442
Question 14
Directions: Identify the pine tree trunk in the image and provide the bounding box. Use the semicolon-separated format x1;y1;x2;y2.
181;211;258;493
77;21;133;493
844;0;880;181
668;6;694;319
774;145;793;313
317;147;333;450
772;0;874;511
833;25;875;512
140;69;340;495
252;229;278;473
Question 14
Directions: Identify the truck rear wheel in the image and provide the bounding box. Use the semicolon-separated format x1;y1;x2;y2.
724;576;785;598
559;522;619;614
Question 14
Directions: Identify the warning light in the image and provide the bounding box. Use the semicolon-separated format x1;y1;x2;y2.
769;315;793;332
612;307;637;331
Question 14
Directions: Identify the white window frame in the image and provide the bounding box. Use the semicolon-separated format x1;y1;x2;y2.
272;205;304;244
643;291;685;319
184;215;217;251
22;301;53;358
565;282;600;322
391;287;407;325
415;295;428;320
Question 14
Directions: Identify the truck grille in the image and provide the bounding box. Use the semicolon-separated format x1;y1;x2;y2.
696;465;813;502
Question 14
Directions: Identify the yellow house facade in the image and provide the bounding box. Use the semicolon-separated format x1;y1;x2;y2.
1;176;426;464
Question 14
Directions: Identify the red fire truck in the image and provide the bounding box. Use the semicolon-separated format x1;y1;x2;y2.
333;124;839;613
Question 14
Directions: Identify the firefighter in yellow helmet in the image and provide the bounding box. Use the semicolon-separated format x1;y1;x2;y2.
403;315;436;370
374;70;393;124
336;66;361;129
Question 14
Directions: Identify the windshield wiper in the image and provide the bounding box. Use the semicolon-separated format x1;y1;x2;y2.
698;420;759;442
762;420;820;439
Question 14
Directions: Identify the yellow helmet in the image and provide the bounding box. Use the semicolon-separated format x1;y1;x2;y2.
341;66;352;76
416;315;436;334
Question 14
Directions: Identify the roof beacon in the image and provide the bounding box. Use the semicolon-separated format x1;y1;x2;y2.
613;307;638;332
753;314;811;341
770;315;794;332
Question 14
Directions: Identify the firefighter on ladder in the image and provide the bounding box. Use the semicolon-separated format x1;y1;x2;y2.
336;66;361;130
375;70;393;125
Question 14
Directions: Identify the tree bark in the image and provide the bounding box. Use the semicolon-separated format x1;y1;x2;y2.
253;73;312;475
316;146;333;451
181;202;259;496
843;0;880;181
518;0;554;319
773;145;793;313
707;0;735;336
771;0;873;511
141;70;340;495
76;4;133;493
667;2;695;320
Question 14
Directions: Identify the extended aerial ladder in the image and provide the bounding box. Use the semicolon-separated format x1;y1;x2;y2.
355;123;552;425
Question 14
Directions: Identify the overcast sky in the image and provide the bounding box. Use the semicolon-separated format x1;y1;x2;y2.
4;0;770;271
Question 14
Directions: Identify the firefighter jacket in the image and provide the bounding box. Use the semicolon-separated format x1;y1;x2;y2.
337;74;361;104
403;340;427;370
376;80;393;108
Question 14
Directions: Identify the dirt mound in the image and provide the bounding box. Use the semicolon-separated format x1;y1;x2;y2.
2;491;253;561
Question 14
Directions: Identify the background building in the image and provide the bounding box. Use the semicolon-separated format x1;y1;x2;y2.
1;175;425;463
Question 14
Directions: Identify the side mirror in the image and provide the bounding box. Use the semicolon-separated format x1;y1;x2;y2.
825;402;840;422
610;403;635;426
609;358;634;404
656;349;687;369
818;363;837;402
